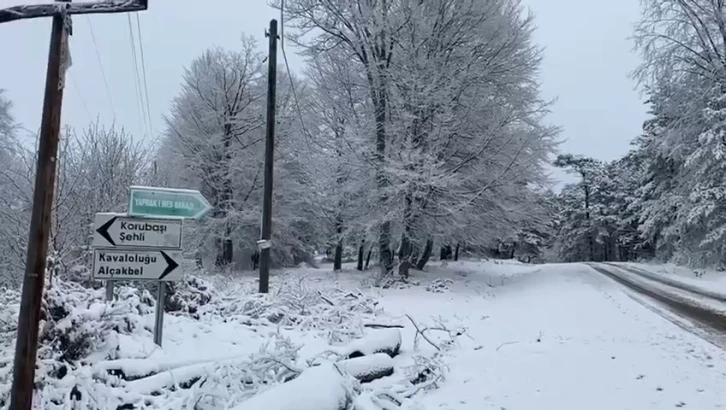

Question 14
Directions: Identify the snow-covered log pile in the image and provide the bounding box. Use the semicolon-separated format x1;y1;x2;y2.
231;363;356;410
0;271;459;409
227;326;438;410
343;328;402;358
335;353;395;383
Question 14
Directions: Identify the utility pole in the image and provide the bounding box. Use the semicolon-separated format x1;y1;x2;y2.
10;9;69;410
0;2;149;409
258;19;278;294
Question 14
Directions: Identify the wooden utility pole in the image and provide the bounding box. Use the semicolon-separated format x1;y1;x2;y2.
258;19;278;294
10;10;68;410
0;2;149;409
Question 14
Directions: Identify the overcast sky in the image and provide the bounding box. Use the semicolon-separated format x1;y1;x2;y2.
0;0;647;183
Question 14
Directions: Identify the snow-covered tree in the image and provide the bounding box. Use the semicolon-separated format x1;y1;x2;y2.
627;0;726;266
163;39;267;268
0;90;27;285
52;124;150;271
161;37;332;270
279;0;558;277
553;154;604;261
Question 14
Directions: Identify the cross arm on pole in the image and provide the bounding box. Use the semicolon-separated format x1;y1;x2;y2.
0;0;148;24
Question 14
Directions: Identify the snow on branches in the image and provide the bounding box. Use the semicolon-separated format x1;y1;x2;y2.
0;270;446;409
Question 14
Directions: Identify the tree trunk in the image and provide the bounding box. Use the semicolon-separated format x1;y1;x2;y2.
333;120;346;273
215;237;233;268
398;234;412;278
334;240;343;271
415;238;433;270
370;65;392;276
439;245;452;260
251;251;259;270
379;223;393;275
223;230;233;265
454;243;460;261
584;183;594;262
365;248;372;270
195;250;203;269
411;248;420;265
216;224;233;267
216;122;234;267
357;240;365;271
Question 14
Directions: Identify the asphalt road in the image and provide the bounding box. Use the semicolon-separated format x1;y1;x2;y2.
587;263;726;348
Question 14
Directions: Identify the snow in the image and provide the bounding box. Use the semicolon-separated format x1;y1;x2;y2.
335;353;394;381
3;259;726;409
230;363;354;410
341;328;401;358
372;261;726;409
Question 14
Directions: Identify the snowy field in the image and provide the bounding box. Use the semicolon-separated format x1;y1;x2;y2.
2;260;726;409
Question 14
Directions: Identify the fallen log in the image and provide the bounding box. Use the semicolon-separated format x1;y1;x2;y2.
335;353;394;383
363;322;404;329
345;328;402;359
231;363;354;410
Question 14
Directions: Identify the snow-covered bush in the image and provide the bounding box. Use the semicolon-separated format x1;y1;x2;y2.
425;278;453;293
208;276;383;344
0;277;157;407
165;275;213;317
0;266;444;409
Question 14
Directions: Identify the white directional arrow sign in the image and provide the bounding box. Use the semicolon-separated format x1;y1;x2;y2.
92;249;183;281
93;213;183;249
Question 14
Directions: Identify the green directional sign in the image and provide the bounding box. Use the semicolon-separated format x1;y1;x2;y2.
128;186;212;219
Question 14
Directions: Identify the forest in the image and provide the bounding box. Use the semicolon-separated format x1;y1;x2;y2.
1;0;725;289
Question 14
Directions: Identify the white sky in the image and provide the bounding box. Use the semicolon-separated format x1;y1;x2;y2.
0;0;647;184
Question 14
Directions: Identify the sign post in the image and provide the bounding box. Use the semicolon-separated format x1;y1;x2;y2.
91;186;211;347
154;284;166;345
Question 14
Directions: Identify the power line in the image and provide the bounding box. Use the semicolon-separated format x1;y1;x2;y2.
279;3;311;142
134;13;154;138
85;16;116;120
69;72;93;122
277;6;380;172
126;13;149;138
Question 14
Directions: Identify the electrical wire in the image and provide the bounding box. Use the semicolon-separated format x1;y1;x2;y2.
134;13;154;139
279;0;311;142
277;3;376;172
69;72;93;122
85;16;116;121
126;13;150;138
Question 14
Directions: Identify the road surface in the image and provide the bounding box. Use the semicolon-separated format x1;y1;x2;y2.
588;262;726;349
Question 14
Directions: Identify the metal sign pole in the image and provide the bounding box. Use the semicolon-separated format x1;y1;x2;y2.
105;280;114;300
153;282;165;346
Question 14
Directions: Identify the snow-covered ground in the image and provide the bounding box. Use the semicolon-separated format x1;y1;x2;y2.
380;261;726;409
3;259;726;409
